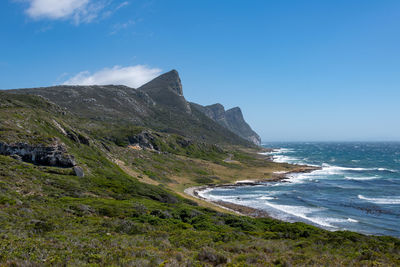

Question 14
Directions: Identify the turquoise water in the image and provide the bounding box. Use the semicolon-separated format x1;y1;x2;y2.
200;142;400;237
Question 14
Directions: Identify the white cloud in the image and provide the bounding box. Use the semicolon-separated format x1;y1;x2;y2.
110;19;135;34
23;0;111;24
63;65;162;88
116;1;129;10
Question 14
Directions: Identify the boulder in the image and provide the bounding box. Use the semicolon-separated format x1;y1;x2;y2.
73;166;85;177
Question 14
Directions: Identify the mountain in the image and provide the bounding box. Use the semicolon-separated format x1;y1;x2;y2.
192;103;261;145
7;70;255;147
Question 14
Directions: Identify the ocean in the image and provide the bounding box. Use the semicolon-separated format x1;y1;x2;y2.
199;142;400;237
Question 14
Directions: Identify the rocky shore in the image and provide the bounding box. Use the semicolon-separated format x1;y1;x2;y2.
184;165;320;218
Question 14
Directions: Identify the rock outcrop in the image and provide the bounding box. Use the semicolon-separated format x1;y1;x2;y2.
193;103;261;145
0;141;84;176
73;166;85;177
128;130;194;152
52;120;90;146
128;130;160;151
0;141;76;168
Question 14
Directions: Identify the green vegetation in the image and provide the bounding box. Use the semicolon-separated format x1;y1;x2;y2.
1;151;399;266
0;92;399;266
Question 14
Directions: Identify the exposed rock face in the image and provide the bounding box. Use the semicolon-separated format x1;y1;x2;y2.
128;131;159;151
199;103;230;129
66;129;90;145
52;119;90;146
193;104;261;145
147;69;183;96
138;70;191;113
128;130;194;151
0;141;76;168
225;107;261;145
175;136;193;148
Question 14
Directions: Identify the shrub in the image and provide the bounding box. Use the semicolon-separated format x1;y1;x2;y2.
115;219;152;235
31;219;54;233
194;176;214;184
197;247;229;265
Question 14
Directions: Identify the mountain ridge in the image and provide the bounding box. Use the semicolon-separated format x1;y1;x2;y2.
7;70;260;146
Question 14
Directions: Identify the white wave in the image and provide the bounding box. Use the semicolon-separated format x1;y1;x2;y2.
321;217;358;224
310;164;398;176
277;163;392;185
199;188;360;229
258;196;275;200
262;147;315;165
262;202;336;228
260;148;295;156
283;172;313;184
376;168;398;173
199;190;270;202
272;155;300;163
321;163;368;173
345;175;379;181
282;164;366;184
272;148;295;154
358;195;400;205
197;188;238;201
196;188;214;199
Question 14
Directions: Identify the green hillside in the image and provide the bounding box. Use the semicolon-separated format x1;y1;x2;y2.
0;85;399;266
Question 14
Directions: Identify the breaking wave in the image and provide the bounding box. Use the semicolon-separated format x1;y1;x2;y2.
358;195;400;205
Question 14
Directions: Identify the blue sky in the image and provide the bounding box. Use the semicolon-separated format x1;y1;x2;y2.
1;0;400;141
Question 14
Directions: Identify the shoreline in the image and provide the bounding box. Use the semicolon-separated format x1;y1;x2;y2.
184;163;320;218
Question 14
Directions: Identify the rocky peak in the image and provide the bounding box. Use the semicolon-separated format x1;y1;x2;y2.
193;104;261;146
143;69;183;96
206;103;225;116
138;70;191;113
202;104;229;128
225;107;243;120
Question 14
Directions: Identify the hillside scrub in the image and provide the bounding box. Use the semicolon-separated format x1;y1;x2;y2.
0;92;399;266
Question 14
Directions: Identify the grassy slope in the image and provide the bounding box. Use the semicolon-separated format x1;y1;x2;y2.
0;92;399;266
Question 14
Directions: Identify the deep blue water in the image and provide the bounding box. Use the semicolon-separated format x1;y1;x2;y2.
200;142;400;237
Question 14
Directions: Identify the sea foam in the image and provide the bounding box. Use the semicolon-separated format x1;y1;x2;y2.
261;202;337;228
345;175;379;181
358;195;400;205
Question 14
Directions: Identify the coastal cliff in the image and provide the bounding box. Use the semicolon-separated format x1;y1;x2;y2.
192;103;261;145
